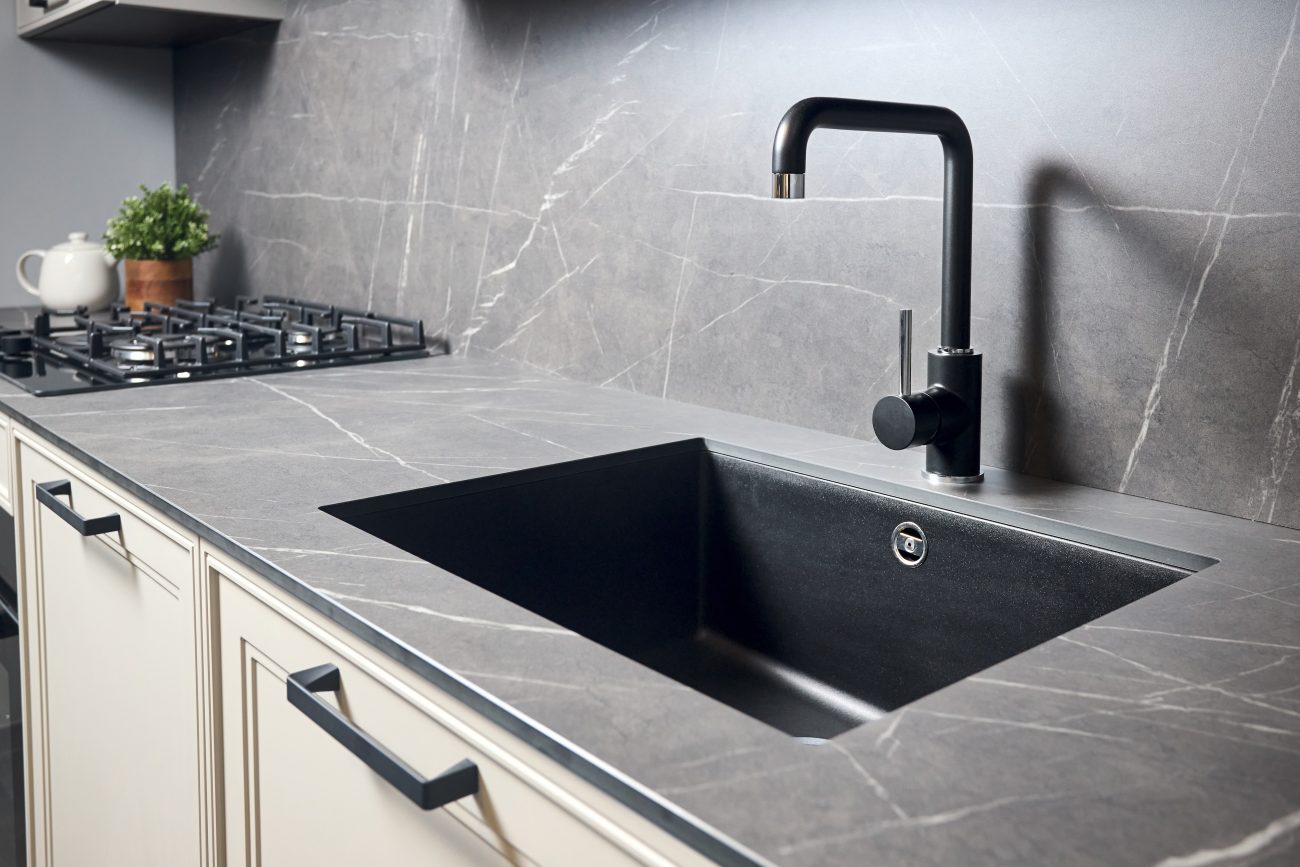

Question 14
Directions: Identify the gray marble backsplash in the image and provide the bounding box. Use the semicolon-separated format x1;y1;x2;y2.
175;0;1300;529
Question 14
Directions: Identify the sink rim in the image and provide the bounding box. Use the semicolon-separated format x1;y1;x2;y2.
322;436;1218;574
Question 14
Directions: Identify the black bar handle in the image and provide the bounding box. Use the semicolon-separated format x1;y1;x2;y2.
36;480;122;537
287;664;480;810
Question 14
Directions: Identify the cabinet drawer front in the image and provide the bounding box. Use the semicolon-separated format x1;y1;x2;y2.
237;641;521;867
217;569;683;867
17;436;210;867
18;437;191;584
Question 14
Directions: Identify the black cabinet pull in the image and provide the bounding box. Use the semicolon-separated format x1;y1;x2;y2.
287;663;480;810
36;480;122;537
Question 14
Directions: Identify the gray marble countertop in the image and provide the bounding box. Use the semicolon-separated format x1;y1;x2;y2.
0;352;1297;867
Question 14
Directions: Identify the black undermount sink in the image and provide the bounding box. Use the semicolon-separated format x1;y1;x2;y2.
323;440;1209;740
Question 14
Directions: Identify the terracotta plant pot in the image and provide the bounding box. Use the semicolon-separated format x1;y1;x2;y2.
124;259;193;310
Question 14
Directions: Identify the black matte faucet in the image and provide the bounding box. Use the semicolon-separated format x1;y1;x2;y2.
771;97;983;483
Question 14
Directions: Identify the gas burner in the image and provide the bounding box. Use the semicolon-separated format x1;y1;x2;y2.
171;333;227;365
109;338;155;364
3;295;433;396
284;327;349;355
53;333;92;353
57;319;140;358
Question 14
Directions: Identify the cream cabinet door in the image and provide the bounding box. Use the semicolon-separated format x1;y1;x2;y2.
214;555;718;867
16;433;214;867
217;566;523;867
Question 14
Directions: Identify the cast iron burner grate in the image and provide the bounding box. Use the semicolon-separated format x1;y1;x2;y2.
0;296;434;396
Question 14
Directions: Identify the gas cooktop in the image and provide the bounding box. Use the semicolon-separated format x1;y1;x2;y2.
0;296;431;396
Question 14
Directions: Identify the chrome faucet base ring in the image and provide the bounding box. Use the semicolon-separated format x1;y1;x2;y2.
922;469;985;486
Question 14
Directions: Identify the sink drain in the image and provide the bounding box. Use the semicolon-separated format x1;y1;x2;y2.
891;522;927;566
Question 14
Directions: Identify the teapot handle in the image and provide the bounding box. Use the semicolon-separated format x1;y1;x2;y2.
16;250;44;297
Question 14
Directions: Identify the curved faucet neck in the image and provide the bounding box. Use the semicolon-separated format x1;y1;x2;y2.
771;97;974;350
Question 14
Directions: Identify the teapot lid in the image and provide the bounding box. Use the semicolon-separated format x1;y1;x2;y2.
52;232;102;252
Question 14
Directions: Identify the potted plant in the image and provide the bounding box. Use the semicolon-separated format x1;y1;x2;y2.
104;183;219;310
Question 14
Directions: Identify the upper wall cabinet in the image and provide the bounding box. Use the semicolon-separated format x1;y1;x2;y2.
16;0;285;46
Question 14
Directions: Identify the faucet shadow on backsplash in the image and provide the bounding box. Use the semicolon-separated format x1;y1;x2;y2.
1005;163;1069;480
1004;161;1190;487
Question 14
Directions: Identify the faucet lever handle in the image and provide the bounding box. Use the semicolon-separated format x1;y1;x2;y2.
898;308;912;396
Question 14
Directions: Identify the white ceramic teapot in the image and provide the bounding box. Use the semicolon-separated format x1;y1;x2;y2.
16;232;119;311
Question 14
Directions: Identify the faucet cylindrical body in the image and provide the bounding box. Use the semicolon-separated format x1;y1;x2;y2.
924;350;982;481
869;351;981;481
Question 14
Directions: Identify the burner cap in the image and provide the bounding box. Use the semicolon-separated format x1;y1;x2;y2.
109;338;155;364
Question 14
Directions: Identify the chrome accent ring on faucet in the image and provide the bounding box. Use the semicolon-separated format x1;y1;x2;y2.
772;173;805;199
922;469;985;485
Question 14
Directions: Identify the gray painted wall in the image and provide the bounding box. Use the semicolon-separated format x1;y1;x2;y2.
175;0;1300;529
0;29;174;308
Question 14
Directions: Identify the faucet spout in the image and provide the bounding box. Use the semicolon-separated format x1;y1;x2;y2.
770;97;973;350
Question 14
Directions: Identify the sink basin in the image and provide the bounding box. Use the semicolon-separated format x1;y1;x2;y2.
323;440;1208;739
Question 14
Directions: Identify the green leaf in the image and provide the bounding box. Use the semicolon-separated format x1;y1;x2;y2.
102;182;219;261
